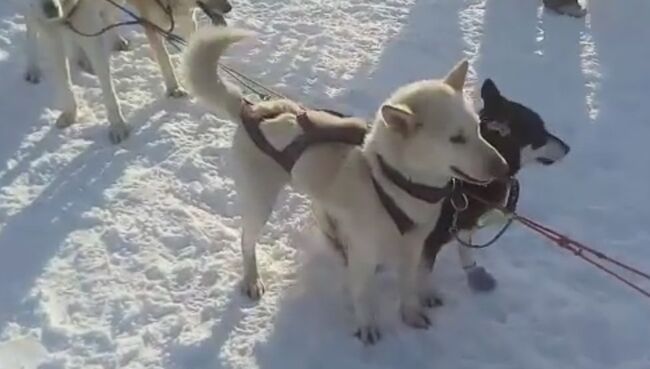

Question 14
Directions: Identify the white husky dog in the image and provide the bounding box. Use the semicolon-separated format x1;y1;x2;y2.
183;27;508;344
23;0;231;143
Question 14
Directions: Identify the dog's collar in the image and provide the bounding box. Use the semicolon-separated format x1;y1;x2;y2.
376;155;452;204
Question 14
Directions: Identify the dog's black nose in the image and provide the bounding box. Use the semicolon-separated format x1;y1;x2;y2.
42;0;60;18
222;1;233;13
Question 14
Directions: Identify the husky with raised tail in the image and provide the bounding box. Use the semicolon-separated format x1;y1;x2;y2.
182;27;508;344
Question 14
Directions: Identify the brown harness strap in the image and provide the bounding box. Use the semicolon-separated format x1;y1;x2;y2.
240;100;368;173
376;155;453;204
240;100;294;171
371;155;454;235
371;177;415;234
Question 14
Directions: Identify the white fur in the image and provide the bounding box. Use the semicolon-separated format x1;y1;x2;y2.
520;135;570;166
182;26;507;343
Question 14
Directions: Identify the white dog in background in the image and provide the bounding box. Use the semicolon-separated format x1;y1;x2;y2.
183;27;508;344
23;0;232;143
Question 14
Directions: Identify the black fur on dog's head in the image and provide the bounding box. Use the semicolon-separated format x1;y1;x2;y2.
478;79;570;176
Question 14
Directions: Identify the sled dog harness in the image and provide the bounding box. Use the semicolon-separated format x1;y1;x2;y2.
371;156;454;234
239;99;453;235
239;99;368;173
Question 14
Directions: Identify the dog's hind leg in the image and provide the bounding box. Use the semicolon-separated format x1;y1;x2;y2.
41;29;77;128
142;24;186;98
234;148;288;300
312;205;348;263
76;32;129;143
23;14;42;84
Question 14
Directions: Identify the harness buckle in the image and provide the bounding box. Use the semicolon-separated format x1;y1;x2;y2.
450;188;469;212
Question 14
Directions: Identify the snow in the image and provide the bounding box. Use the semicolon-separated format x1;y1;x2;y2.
1;0;649;368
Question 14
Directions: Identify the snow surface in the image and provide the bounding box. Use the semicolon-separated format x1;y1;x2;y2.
1;0;650;368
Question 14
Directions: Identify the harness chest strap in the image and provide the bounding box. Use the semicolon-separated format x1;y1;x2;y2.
371;177;414;234
371;156;453;234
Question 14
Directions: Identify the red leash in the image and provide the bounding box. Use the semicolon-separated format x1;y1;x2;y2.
464;188;650;299
514;214;650;299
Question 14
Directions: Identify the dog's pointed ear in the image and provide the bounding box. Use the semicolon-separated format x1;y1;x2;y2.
481;79;502;104
381;104;415;135
444;59;469;92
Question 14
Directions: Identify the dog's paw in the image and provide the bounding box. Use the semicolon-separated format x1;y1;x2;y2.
241;279;265;300
354;325;382;345
466;266;497;292
401;306;431;329
420;292;444;308
166;87;188;99
108;121;130;144
24;67;42;84
55;111;77;128
112;37;131;52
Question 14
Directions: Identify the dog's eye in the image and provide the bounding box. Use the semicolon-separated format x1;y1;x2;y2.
450;133;467;144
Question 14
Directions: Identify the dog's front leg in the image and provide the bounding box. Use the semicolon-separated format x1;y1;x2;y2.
399;237;431;329
76;32;129;143
418;233;444;307
416;261;443;308
142;24;186;98
23;13;42;84
456;231;497;292
347;249;381;344
41;28;77;128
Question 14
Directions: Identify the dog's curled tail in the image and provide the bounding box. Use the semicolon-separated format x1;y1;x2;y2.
182;27;255;121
